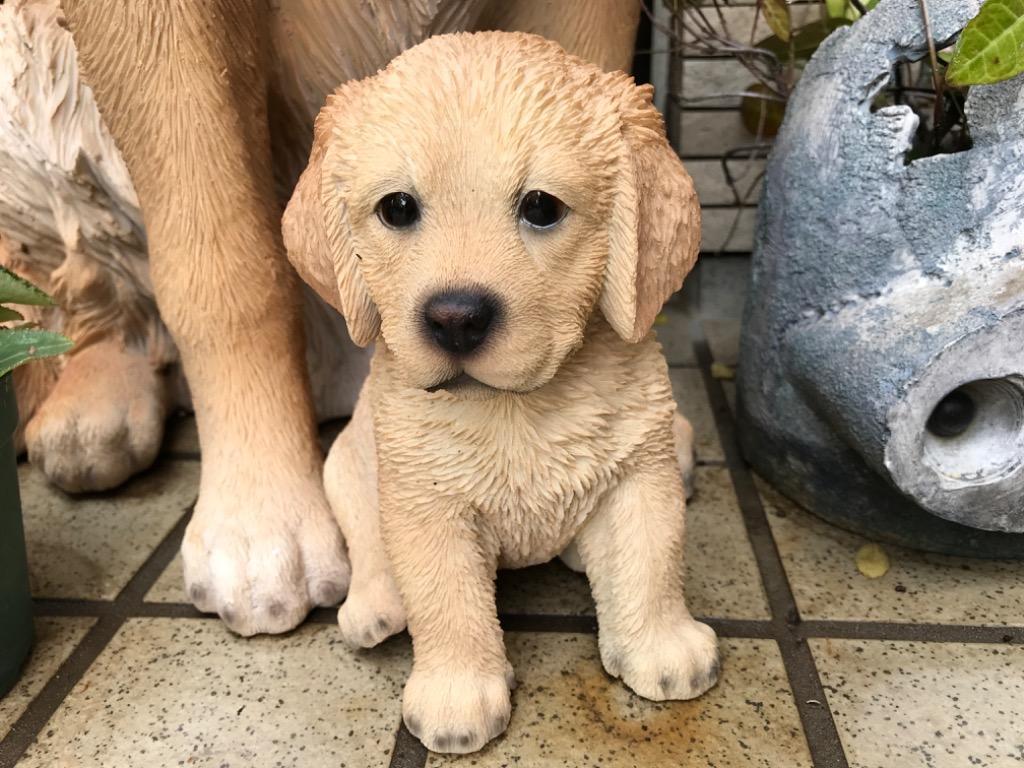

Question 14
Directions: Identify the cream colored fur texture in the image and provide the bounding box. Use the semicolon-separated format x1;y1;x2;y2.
0;0;641;636
284;32;716;755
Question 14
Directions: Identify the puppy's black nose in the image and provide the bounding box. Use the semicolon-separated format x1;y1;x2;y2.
422;291;497;355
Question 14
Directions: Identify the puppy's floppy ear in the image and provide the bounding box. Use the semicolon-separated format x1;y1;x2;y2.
282;82;381;347
599;81;700;343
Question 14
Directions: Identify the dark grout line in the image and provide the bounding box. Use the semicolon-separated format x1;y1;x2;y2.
693;327;850;768
499;614;597;634
0;615;123;768
0;504;194;768
117;508;193;604
799;621;1023;645
37;596;1022;645
388;721;428;768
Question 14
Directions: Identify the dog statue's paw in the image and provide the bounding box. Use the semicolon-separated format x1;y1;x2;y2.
602;617;719;701
182;474;350;636
25;341;166;492
337;576;407;648
403;665;512;754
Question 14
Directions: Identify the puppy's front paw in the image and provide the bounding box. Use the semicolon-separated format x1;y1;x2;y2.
403;665;512;754
337;575;407;648
602;618;719;701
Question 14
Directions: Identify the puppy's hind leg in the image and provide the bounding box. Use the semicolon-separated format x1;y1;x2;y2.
673;410;697;500
326;393;406;648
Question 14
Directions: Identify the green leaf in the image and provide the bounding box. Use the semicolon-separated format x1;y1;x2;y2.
756;17;851;61
0;306;24;322
741;82;788;137
946;0;1024;86
761;0;792;43
0;265;54;306
825;0;848;18
0;328;73;377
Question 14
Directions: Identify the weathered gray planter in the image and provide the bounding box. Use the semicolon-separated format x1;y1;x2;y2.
1;373;33;696
737;0;1024;556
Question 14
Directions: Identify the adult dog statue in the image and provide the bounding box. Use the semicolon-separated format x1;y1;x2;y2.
0;0;641;636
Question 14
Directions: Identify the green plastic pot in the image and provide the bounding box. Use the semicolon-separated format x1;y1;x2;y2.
0;373;33;697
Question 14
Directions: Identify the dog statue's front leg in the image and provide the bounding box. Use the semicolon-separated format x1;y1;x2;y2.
575;446;720;702
61;1;349;635
381;497;513;755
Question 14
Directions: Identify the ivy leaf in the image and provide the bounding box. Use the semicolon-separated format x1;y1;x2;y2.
756;18;851;62
761;0;791;43
0;265;54;306
946;0;1024;86
0;306;24;323
0;328;73;377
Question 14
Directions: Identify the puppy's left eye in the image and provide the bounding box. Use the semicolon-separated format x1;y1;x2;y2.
519;190;567;229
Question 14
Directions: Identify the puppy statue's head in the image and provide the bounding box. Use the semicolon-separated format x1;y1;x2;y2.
284;32;699;392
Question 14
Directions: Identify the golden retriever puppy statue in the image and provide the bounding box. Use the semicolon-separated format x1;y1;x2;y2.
283;31;717;755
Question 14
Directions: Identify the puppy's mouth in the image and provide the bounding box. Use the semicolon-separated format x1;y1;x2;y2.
425;372;502;395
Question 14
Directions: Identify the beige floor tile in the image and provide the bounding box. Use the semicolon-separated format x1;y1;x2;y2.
760;479;1024;624
145;551;185;603
699;256;751;319
0;618;94;736
150;471;766;620
670;368;723;462
497;561;594;616
18;618;411;768
705;318;741;368
429;634;810;768
685;467;768;618
812;639;1024;768
723;380;737;414
654;303;696;366
21;461;198;600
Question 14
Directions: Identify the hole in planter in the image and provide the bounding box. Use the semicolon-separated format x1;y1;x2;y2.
869;57;973;162
923;378;1024;486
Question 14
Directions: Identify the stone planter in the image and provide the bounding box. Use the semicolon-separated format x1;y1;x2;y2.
737;0;1024;556
0;373;33;696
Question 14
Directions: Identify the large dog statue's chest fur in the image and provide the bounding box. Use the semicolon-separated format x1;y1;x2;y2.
368;320;677;567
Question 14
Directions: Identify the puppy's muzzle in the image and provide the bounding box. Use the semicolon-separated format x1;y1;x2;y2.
422;290;500;355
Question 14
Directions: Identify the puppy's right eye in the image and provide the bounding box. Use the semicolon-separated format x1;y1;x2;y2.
376;192;420;229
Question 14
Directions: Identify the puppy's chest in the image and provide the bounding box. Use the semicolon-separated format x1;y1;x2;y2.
377;392;628;508
372;383;665;559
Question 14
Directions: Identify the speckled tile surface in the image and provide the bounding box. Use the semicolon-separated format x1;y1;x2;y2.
21;461;198;600
760;478;1024;624
722;380;737;414
144;550;186;603
17;618;411;768
812;639;1024;768
0;618;94;736
669;368;723;462
428;634;811;768
498;468;767;619
151;468;765;619
655;303;696;366
704;318;741;368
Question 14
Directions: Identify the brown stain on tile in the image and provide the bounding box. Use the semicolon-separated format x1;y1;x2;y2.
570;656;702;751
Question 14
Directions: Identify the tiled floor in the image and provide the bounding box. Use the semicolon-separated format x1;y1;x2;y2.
2;319;1023;768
